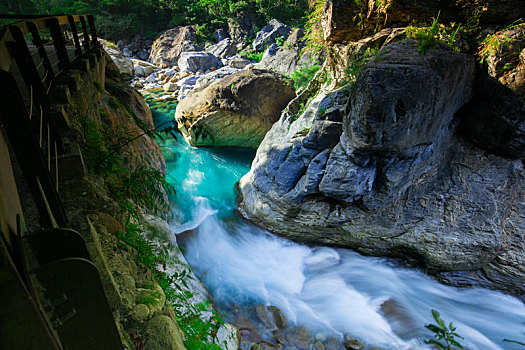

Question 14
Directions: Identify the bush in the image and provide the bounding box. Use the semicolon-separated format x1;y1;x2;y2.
242;51;264;62
406;13;461;54
290;64;321;90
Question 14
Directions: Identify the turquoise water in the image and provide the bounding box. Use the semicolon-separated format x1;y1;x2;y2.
152;110;525;350
153;110;255;228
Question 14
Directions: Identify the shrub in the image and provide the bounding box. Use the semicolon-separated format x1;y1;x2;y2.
242;51;264;62
406;13;461;54
290;64;321;90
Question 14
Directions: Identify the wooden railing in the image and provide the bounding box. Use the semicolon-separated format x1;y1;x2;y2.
0;14;98;229
0;15;124;350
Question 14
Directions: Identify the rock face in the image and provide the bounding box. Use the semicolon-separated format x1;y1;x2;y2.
237;40;525;295
459;24;525;158
178;52;223;73
228;12;255;42
253;19;291;51
321;0;525;43
256;29;319;77
150;26;202;68
100;40;133;75
175;68;296;147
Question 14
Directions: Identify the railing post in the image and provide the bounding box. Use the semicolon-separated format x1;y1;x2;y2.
0;71;68;229
79;16;90;52
7;26;63;154
8;26;51;113
26;22;56;86
67;15;82;57
46;17;69;74
87;15;98;47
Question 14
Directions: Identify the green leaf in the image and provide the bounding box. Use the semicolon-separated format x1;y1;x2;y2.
425;339;447;349
432;309;446;329
450;339;463;348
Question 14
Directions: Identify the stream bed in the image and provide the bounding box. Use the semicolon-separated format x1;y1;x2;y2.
153;110;525;350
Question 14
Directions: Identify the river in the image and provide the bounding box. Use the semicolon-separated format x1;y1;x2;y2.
153;110;525;350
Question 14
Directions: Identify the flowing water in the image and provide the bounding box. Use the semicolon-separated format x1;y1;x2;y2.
153;111;525;350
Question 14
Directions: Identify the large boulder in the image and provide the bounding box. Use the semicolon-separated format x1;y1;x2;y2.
149;26;202;68
236;41;525;294
253;19;291;52
178;52;223;73
321;0;525;43
175;68;296;147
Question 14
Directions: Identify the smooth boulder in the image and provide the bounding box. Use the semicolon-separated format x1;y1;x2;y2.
175;68;296;147
178;52;223;73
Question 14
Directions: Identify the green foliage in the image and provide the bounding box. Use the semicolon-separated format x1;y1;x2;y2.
80;115;172;219
241;51;264;62
275;35;286;46
17;0;308;42
304;0;326;54
406;13;461;54
425;309;464;350
93;80;104;93
290;64;321;90
478;21;523;68
80;90;226;348
343;47;385;86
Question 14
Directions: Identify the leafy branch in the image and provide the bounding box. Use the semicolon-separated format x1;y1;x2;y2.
425;309;463;350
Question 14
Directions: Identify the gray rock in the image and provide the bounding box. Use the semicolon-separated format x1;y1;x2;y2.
236;40;525;294
145;73;156;83
143;66;154;75
261;43;279;60
228;57;252;69
134;65;145;77
253;19;291;52
216;323;240;349
178;52;223;73
207;38;237;59
137;49;149;61
254;305;287;330
165;68;178;76
101;40;133;75
123;47;132;57
213;28;229;42
195;66;240;89
256;29;319;77
143;315;185;350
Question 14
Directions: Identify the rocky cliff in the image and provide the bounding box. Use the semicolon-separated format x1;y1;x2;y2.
237;8;525;294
